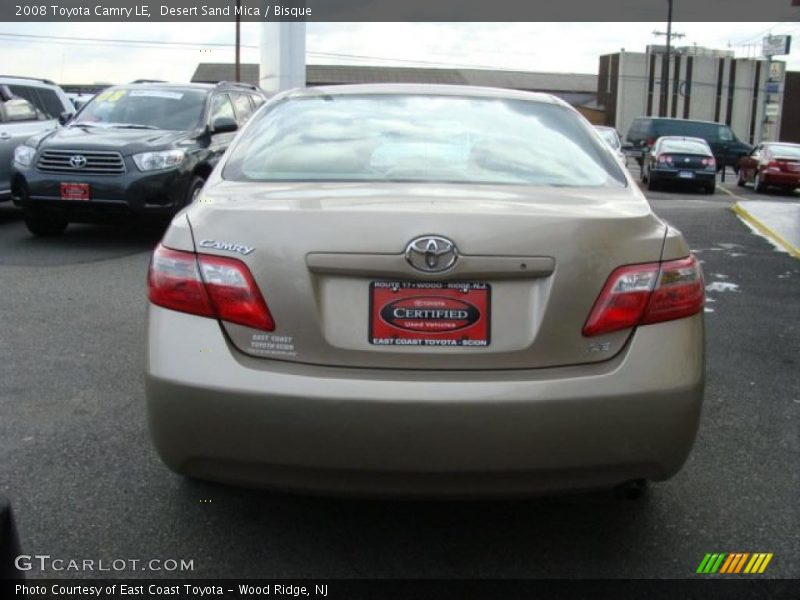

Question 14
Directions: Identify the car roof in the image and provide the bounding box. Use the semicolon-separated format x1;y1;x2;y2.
657;136;708;144
0;75;59;88
634;116;724;127
285;83;566;106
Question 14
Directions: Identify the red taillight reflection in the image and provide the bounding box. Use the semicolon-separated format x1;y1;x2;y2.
583;256;704;337
147;244;275;331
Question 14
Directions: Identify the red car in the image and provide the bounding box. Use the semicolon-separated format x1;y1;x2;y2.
737;142;800;194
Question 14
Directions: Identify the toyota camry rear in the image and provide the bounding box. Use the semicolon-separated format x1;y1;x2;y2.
145;84;705;497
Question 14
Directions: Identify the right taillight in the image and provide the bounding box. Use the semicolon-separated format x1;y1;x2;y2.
583;255;704;337
148;244;275;331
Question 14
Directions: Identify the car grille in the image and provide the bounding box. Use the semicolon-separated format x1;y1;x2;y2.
37;150;126;175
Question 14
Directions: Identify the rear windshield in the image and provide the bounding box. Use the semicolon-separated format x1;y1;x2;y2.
223;94;627;187
768;144;800;159
659;140;710;155
74;88;207;130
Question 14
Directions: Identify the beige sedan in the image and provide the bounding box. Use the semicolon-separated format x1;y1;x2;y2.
145;84;705;497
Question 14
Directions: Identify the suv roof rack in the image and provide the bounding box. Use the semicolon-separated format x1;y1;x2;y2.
215;81;260;91
0;75;57;86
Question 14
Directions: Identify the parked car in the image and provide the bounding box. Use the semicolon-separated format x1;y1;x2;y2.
641;136;717;194
145;84;705;497
0;77;74;203
737;142;800;194
11;81;267;236
626;117;751;172
594;125;627;166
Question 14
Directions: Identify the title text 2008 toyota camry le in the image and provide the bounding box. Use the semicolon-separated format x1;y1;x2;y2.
145;84;705;497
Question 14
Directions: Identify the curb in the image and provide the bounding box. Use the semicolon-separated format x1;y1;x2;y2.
730;202;800;259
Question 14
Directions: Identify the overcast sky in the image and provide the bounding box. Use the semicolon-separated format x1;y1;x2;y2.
0;22;797;84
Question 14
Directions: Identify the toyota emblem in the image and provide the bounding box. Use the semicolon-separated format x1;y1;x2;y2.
405;235;458;273
69;154;87;169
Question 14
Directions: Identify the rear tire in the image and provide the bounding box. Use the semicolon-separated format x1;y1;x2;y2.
754;172;766;194
647;174;659;191
704;183;716;195
25;215;68;237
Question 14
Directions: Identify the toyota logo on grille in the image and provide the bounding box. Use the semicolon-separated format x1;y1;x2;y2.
405;235;458;273
69;155;87;169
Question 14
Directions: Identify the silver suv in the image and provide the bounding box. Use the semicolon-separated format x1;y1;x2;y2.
0;76;74;201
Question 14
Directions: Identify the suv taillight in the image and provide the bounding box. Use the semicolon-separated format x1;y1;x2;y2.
583;256;704;337
148;244;275;331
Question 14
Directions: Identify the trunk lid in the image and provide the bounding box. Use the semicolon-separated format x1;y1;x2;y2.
185;181;667;370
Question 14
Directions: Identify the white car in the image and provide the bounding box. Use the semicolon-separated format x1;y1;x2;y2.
594;125;628;167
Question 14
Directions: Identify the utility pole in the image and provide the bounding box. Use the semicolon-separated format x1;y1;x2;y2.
653;0;684;117
235;0;241;82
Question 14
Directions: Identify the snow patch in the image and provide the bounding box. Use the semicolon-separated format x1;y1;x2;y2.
706;281;740;293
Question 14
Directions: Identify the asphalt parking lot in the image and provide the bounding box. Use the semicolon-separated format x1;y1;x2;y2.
0;173;798;580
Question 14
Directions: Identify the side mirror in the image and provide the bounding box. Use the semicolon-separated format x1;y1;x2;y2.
0;85;13;102
210;116;238;135
58;112;74;125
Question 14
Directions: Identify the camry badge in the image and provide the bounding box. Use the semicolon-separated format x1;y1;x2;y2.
405;235;458;272
69;154;87;169
199;239;254;256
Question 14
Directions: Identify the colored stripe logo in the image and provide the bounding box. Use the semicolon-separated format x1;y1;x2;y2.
697;553;773;574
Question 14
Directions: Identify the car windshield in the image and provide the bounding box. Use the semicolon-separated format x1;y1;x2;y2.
596;128;620;149
73;88;206;130
768;144;800;159
660;140;710;155
224;94;626;187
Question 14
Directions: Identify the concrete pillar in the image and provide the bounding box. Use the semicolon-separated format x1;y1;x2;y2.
259;22;306;95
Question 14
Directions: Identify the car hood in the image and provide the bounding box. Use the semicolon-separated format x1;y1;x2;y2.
35;125;191;155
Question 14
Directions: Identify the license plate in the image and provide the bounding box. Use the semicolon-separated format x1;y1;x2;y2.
60;183;90;201
369;281;490;347
678;171;695;179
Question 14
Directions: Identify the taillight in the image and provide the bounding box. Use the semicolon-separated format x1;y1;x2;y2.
646;137;655;146
583;256;704;337
148;244;275;331
701;157;716;170
657;154;673;164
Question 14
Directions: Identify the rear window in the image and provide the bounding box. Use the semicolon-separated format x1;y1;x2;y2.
659;140;710;155
224;94;626;187
768;144;800;159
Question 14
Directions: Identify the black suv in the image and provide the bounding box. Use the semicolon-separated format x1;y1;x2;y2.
11;81;266;236
626;117;752;172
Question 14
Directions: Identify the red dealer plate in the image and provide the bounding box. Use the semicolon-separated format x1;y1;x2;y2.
369;281;491;347
60;183;90;201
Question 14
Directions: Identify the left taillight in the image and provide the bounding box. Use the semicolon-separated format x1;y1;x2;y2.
583;255;704;337
148;244;275;331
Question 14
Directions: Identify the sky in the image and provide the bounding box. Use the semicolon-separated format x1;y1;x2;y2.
0;22;798;84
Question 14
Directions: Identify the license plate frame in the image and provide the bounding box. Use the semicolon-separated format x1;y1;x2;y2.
678;170;695;179
369;281;491;347
60;182;90;201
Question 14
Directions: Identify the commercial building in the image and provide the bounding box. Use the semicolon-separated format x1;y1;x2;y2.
598;46;792;144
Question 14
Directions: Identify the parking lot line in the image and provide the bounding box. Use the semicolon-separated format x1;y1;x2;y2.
731;202;800;259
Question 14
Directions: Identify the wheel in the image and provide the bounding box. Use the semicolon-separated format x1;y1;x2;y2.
614;479;649;500
647;173;659;191
753;171;766;194
25;215;68;237
183;176;206;208
736;168;746;187
704;183;716;195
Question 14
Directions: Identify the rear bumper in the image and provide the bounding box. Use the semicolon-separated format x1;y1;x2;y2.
145;306;705;497
761;171;800;187
651;168;716;184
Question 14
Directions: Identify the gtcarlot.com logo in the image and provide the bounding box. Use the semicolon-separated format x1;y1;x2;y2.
696;552;773;574
14;554;194;572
